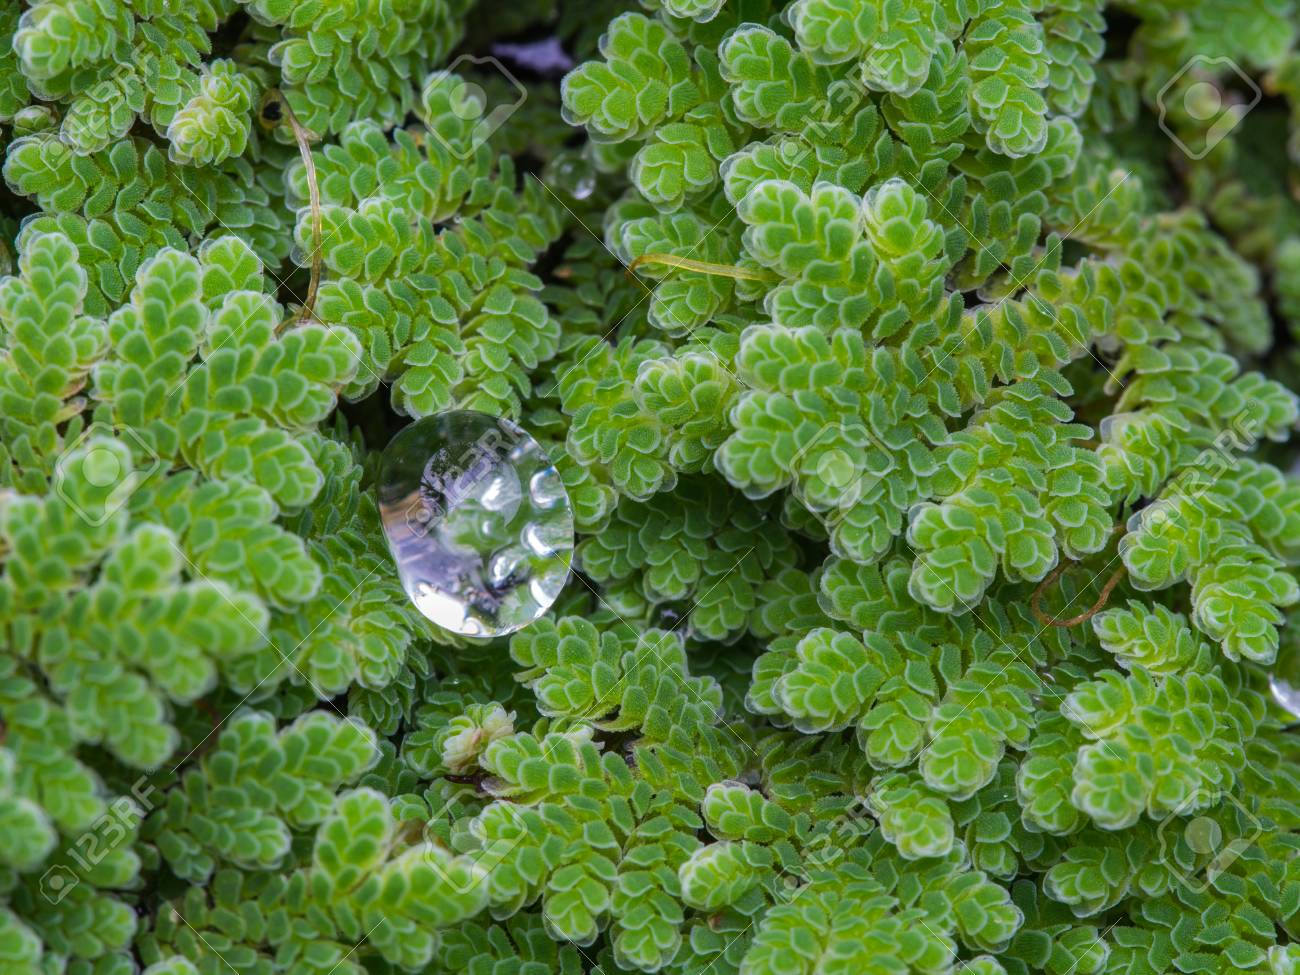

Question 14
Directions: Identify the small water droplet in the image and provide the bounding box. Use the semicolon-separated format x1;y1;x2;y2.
1270;673;1300;719
653;603;686;628
378;411;574;637
545;153;596;200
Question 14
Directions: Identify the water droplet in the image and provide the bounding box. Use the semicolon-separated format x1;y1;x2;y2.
378;411;573;637
1270;673;1300;719
653;603;686;628
545;153;597;200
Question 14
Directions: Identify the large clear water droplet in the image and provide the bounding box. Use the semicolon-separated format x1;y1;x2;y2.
377;411;573;637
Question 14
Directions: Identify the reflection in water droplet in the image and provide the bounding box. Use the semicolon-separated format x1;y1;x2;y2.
1270;673;1300;719
488;547;526;588
570;173;596;200
529;468;566;508
523;521;563;557
479;467;522;514
378;411;574;637
529;565;568;607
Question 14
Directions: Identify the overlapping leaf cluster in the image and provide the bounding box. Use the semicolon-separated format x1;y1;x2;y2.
2;2;1300;975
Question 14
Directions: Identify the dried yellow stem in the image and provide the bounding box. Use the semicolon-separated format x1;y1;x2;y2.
626;253;776;283
259;89;321;326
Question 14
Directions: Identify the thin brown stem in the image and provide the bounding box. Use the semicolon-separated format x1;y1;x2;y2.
194;698;222;728
395;818;428;847
442;773;483;786
1032;563;1127;628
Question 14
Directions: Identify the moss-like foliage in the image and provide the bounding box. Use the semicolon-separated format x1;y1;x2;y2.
3;3;1300;975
